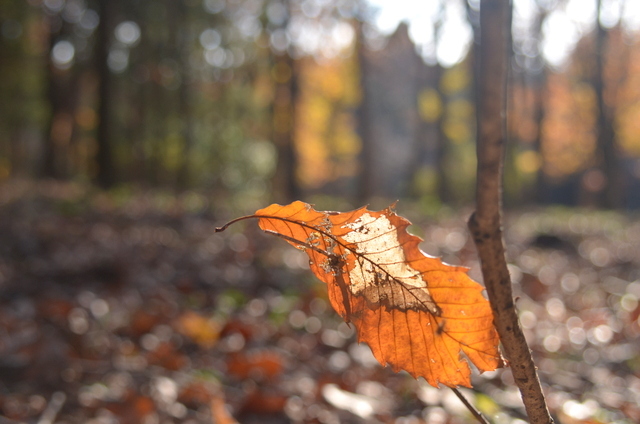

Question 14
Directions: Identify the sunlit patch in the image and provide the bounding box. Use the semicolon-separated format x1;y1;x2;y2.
348;343;379;368
304;316;322;334
545;297;566;320
342;213;439;314
562;399;599;421
115;21;141;46
51;40;75;70
560;272;580;293
583;347;599;364
543;334;562;352
568;327;586;346
327;350;351;372
90;298;110;318
152;376;178;404
589;247;611;267
519;310;537;329
592;324;613;344
422;406;447;424
108;48;129;73
288;309;306;329
620;293;638;312
68;307;89;334
141;333;160;351
321;384;378;419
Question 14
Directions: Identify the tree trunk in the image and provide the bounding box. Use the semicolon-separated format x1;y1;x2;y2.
176;0;195;190
42;16;78;180
272;51;299;202
433;64;451;204
594;0;620;208
356;21;375;204
530;5;549;204
95;0;116;188
271;0;299;202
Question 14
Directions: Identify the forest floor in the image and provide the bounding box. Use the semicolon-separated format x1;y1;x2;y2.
1;180;639;424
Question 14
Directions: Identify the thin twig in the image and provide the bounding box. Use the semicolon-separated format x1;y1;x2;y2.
451;388;490;424
469;0;553;423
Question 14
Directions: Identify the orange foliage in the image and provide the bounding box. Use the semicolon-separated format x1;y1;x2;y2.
615;39;640;156
220;202;503;387
295;56;361;188
542;74;597;178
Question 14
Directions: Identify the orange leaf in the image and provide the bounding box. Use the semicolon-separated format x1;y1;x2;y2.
174;311;221;349
217;201;502;387
210;395;240;424
226;350;285;381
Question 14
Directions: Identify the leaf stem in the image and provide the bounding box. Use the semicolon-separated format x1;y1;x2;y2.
451;388;490;424
214;214;258;232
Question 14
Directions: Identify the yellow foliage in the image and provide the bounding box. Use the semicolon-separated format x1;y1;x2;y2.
440;65;470;95
295;53;361;188
516;150;542;174
418;89;442;122
443;118;472;144
446;98;474;119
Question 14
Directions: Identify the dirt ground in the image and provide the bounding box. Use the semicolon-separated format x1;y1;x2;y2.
1;181;639;423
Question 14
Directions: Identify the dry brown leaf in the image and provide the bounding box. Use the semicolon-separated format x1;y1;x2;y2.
217;201;502;387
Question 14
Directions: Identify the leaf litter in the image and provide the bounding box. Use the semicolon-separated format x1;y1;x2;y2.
0;182;639;423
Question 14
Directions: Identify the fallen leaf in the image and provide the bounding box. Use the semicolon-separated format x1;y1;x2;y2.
146;341;189;371
174;311;221;349
179;381;217;407
240;387;288;414
217;201;502;387
226;349;285;381
210;393;240;424
104;391;155;424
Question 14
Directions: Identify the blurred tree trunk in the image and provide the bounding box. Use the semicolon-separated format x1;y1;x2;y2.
529;3;548;204
433;65;451;204
594;0;619;208
531;73;547;203
95;0;116;188
42;15;78;180
465;0;480;108
176;0;194;190
271;0;299;202
128;1;148;184
272;52;299;201
356;21;374;204
432;2;451;204
0;2;31;177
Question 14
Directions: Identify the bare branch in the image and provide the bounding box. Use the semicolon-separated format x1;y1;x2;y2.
468;0;554;423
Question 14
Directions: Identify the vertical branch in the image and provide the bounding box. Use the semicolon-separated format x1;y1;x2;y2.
467;1;553;424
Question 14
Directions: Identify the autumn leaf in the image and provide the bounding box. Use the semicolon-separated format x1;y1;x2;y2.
216;201;502;387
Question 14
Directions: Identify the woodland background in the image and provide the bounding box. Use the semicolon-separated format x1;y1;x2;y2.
1;0;640;423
